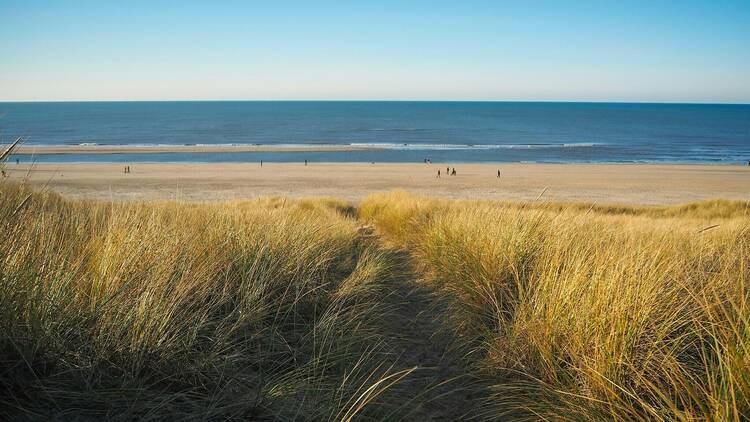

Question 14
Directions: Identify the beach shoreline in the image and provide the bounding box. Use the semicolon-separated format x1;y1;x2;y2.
4;162;748;205
15;144;384;154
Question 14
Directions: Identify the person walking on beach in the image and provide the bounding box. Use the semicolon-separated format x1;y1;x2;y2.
497;169;501;178
446;166;450;174
437;169;441;178
305;159;308;166
260;160;263;167
451;168;456;176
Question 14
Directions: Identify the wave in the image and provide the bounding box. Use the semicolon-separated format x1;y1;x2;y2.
361;128;424;132
348;142;603;150
47;142;604;151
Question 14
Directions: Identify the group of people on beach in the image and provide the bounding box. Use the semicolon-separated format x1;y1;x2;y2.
436;167;458;178
435;164;503;179
123;165;132;174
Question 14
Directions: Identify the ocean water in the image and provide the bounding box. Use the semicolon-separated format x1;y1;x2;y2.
1;101;748;164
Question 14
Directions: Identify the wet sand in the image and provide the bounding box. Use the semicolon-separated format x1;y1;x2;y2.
3;163;749;205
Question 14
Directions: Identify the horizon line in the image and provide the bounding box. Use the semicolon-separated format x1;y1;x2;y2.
1;99;749;106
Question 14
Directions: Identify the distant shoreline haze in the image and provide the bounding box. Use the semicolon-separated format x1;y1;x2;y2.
1;100;749;105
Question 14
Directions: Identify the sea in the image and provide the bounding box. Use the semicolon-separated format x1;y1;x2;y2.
1;101;749;164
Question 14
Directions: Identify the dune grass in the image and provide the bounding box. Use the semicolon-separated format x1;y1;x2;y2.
360;191;749;421
2;175;748;420
0;182;416;420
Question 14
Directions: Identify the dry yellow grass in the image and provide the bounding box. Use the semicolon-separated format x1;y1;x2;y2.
2;173;748;420
0;181;414;420
360;191;750;421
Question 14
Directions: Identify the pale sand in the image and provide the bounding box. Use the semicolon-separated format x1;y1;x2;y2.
15;145;381;154
3;163;749;205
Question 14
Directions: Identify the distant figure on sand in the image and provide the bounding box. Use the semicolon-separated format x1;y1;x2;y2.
260;160;263;166
446;166;450;174
305;159;308;166
451;168;456;176
1;170;6;178
437;169;441;178
497;169;501;178
16;158;19;165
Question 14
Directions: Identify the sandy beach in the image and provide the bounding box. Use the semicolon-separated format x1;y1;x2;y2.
4;162;748;205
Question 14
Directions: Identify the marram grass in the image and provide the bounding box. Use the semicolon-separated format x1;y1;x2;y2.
1;180;748;421
360;191;749;421
0;182;410;421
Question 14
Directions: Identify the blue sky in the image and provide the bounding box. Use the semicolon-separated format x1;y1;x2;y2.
1;0;749;102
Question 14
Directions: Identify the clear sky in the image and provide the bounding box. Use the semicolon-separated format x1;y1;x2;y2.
1;0;749;102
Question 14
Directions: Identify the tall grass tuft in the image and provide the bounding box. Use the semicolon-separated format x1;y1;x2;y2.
360;191;750;421
0;182;410;420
